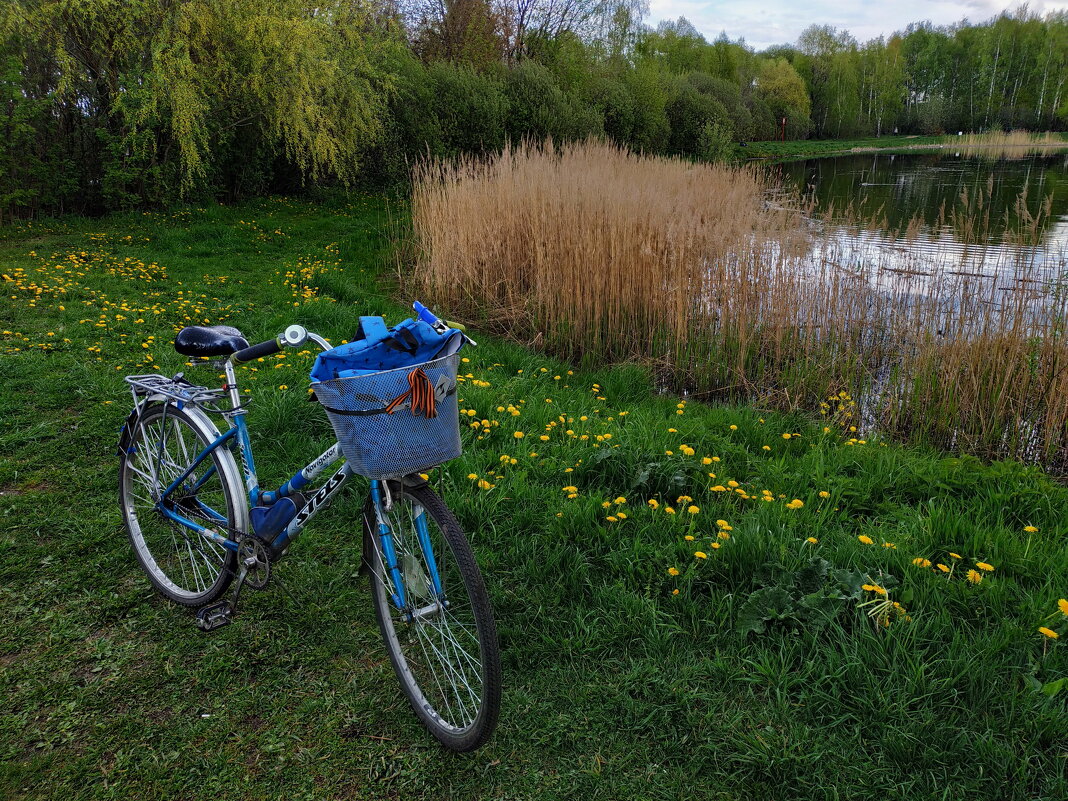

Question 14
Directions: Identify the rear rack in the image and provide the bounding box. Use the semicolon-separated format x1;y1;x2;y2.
124;373;231;414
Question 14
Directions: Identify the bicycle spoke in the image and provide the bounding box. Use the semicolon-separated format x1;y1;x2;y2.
369;485;498;742
122;405;237;603
418;622;479;723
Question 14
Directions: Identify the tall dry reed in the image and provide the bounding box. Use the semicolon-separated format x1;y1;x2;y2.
409;139;1068;469
955;129;1068;159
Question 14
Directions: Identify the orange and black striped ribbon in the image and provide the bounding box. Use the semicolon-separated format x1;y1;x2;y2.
385;368;437;418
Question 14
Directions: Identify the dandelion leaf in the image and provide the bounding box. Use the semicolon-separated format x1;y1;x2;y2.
794;557;831;594
1041;678;1066;698
736;586;796;635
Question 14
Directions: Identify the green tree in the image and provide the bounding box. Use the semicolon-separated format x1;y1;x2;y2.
757;58;812;138
1;0;394;212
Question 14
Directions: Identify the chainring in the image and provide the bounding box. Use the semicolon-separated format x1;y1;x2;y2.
237;537;271;590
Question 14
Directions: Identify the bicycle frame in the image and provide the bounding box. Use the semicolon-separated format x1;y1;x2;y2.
146;358;437;612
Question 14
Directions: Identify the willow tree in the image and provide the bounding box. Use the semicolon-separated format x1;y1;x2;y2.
1;0;394;213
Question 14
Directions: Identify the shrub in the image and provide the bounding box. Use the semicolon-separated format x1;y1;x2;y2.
503;61;602;144
429;61;509;156
665;78;733;157
622;66;671;153
581;73;636;145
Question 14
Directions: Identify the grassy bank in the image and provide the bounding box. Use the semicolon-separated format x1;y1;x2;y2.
744;134;947;159
744;131;1068;160
1;197;1067;800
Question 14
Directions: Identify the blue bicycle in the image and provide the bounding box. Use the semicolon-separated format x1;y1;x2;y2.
118;304;501;752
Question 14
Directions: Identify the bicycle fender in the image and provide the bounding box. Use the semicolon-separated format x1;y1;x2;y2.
117;407;142;456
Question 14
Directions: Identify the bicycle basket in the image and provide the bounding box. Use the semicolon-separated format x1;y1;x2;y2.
312;353;461;478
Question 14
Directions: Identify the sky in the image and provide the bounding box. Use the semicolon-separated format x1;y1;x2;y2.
647;0;1068;50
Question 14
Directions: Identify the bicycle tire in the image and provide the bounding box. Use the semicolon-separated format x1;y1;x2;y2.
119;402;246;606
364;484;501;752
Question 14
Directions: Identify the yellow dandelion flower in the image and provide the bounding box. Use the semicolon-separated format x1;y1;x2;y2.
857;535;874;545
818;491;830;498
694;551;707;559
1038;627;1058;639
477;479;494;490
781;433;791;440
672;588;680;596
912;558;932;568
717;531;730;540
684;534;695;541
966;569;983;584
687;505;700;514
949;553;962;560
467;473;478;480
727;480;740;488
648;499;660;509
806;537;818;544
716;519;730;529
701;457;712;465
975;562;994;572
665;507;676;515
729;425;737;431
1057;598;1068;616
514;431;525;439
606;515;618;522
711;485;726;492
667;567;680;576
936;563;950;573
1024;525;1038;532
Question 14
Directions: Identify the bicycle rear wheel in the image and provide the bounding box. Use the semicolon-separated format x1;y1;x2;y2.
119;403;245;606
364;483;501;752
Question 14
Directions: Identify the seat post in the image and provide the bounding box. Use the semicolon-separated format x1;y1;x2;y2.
223;360;242;410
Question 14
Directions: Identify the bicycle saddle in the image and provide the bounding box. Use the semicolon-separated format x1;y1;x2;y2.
174;325;250;357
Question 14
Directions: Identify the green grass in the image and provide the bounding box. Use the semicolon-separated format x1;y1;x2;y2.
743;132;1068;161
1;196;1067;800
741;132;1068;160
743;135;952;160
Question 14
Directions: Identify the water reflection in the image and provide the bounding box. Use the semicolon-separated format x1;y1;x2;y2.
773;152;1068;249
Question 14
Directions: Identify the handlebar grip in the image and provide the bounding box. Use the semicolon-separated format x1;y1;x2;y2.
231;336;282;364
413;301;441;327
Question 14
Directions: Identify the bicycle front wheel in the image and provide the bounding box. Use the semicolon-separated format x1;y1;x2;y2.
364;483;501;752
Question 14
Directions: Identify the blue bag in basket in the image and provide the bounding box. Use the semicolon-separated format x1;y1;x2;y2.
310;312;466;478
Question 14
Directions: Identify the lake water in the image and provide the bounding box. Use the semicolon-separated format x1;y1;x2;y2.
769;152;1068;286
773;151;1068;244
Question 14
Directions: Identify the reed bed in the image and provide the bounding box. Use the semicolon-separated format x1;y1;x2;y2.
410;139;1068;469
955;129;1068;159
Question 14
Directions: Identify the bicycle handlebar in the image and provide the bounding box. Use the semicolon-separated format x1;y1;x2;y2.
231;336;283;364
230;324;331;364
414;300;470;336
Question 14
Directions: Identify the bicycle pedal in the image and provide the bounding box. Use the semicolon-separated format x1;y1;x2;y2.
195;601;233;631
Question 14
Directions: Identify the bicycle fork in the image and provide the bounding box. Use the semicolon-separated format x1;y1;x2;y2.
369;480;446;624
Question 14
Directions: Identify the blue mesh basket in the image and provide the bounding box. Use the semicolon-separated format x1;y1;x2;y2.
312;353;461;478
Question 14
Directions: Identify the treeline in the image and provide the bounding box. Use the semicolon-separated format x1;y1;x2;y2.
2;0;1066;218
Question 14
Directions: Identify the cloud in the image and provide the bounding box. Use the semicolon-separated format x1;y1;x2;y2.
648;0;1068;50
